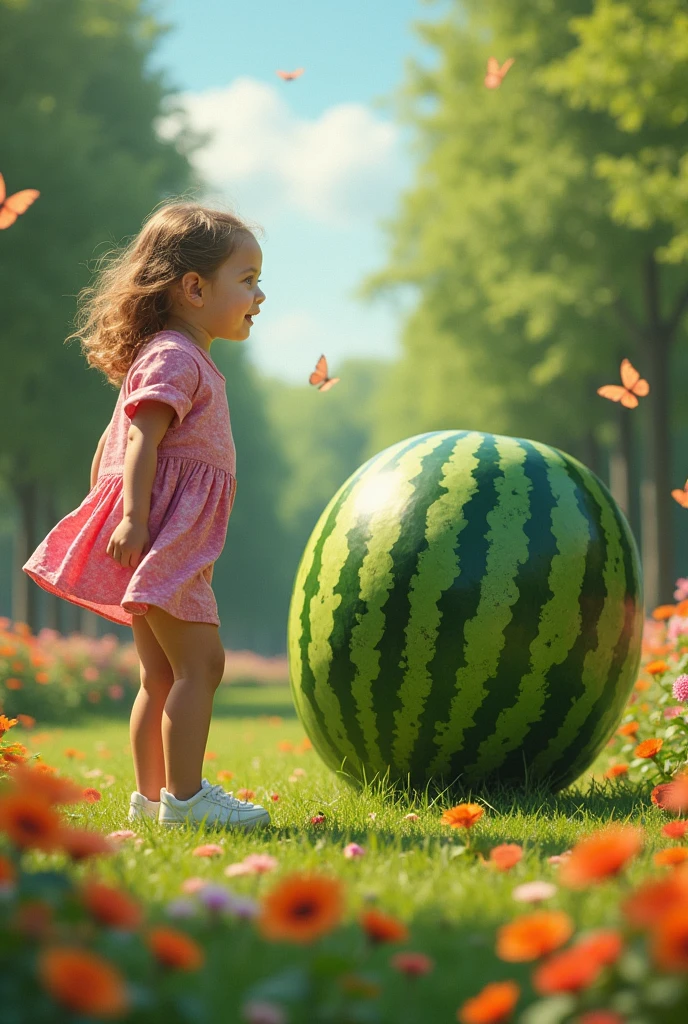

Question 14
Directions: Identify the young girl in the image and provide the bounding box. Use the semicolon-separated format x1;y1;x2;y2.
23;200;270;832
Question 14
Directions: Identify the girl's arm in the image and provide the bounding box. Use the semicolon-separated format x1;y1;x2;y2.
90;425;110;489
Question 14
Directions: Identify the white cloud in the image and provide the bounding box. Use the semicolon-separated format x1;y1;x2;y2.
157;78;403;228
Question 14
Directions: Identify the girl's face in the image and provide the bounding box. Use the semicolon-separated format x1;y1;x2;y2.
171;235;265;343
206;236;265;341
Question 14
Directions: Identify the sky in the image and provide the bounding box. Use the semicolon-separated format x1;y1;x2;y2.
146;0;449;385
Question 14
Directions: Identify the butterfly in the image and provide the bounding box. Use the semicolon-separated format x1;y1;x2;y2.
0;172;40;229
671;480;688;508
484;57;515;89
309;354;340;392
276;68;305;81
596;358;650;409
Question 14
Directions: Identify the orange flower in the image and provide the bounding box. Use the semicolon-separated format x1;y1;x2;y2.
58;827;114;861
5;678;22;690
147;925;204;970
457;980;520;1024
2;743;29;765
652;606;677;621
662;821;688;839
677;599;688;618
651;905;688;970
0;714;18;737
278;740;294;752
235;788;255;800
16;714;35;728
82;879;143;930
12;763;84;804
216;770;234;782
634;738;663;759
617;721;639;737
0;791;63;851
575;929;623;966
38;946;129;1017
63;748;85;760
634;679;651;692
645;660;669;676
653;774;688;813
604;764;628;779
35;671;50;684
653;847;688;867
204;751;217;760
532;946;602;995
82;788;101;803
360;908;409;945
489;844;523;871
622;868;688;929
441;803;484;829
0;853;16;885
558;824;644;888
496;910;574;961
258;873;345;943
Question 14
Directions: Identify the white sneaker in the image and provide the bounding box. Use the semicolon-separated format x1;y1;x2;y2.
128;791;160;821
158;778;271;831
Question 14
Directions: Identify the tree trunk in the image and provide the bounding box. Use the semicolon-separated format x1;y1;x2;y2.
43;485;60;633
642;256;674;606
13;477;40;632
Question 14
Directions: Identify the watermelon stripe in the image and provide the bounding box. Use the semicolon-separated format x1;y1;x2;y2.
528;453;631;779
540;463;643;787
349;431;462;776
390;432;485;772
428;435;532;776
460;439;590;778
402;433;505;782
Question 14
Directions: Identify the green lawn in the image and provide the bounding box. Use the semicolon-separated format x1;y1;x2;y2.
13;683;677;1023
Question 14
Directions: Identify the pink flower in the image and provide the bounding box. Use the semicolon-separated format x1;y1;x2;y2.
675;578;688;601
664;706;684;720
242;1001;286;1024
224;854;278;877
673;674;688;702
512;881;558;904
192;843;224;858
83;666;100;681
310;814;326;826
668;618;688;641
548;851;572;865
390;951;435;978
181;877;208;894
108;684;124;700
106;829;137;843
343;843;366;859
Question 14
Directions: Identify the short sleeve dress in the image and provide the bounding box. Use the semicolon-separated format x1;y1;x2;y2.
22;330;237;627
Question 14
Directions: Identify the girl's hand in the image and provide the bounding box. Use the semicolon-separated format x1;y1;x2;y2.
106;517;150;568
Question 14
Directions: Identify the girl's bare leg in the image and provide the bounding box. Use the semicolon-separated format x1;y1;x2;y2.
130;615;175;800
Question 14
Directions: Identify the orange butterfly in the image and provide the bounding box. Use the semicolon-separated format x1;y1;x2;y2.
276;68;305;81
484;57;514;89
309;354;340;392
0;172;40;229
596;358;650;409
672;480;688;508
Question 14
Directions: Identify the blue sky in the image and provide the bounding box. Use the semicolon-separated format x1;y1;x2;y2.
147;0;449;384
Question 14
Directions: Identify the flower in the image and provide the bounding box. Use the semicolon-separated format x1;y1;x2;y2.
617;721;639;736
651;905;688;970
11;763;85;804
38;946;129;1017
578;1012;626;1024
360;908;409;944
390;951;434;978
197;884;235;914
634;738;663;758
192;843;224;857
653;774;688;813
258;873;344;943
646;660;670;675
532;947;603;995
652;606;677;621
662;821;688;839
558;824;644;888
16;714;35;728
217;770;234;782
496;910;573;961
82;788;101;803
270;793;280;802
63;748;86;759
673;674;688;702
59;827;114;861
604;764;628;779
404;813;419;821
165;897;198;919
441;803;484;829
653;847;688;867
344;842;366;859
224;853;278;878
675;578;688;601
310;814;326;826
236;788;255;800
0;715;18;737
547;851;572;865
664;706;684;720
81;880;142;930
622;868;688;928
242;1002;287;1024
0;791;63;851
181;877;207;894
106;829;138;843
511;881;557;904
488;844;523;871
107;684;124;700
147;926;205;970
457;980;520;1024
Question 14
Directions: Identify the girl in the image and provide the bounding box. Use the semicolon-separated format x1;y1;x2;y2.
23;200;270;832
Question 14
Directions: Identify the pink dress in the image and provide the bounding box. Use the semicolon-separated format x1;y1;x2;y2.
23;330;237;627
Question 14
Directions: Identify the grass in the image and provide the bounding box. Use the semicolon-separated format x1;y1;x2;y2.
13;683;678;1022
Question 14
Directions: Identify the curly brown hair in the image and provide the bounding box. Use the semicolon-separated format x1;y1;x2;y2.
67;199;262;388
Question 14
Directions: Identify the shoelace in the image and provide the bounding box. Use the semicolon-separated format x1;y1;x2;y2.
205;783;251;807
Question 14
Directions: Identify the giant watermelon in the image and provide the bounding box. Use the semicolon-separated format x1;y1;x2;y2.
287;430;644;793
